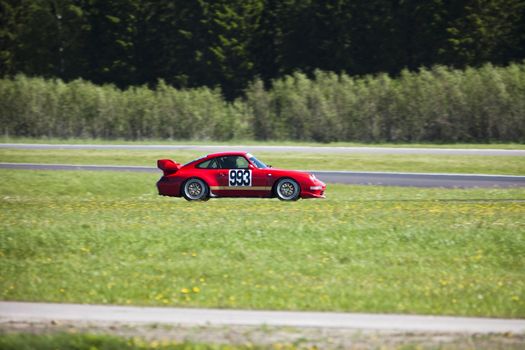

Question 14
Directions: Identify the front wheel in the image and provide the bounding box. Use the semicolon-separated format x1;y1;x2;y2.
275;178;300;201
182;178;209;201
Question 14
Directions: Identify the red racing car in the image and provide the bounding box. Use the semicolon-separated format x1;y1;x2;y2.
157;152;326;201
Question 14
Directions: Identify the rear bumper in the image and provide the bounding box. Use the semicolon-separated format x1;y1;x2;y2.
157;176;182;197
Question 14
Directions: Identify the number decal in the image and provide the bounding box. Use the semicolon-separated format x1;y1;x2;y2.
229;169;251;186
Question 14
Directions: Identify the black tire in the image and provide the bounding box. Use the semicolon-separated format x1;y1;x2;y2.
182;178;209;201
275;178;300;201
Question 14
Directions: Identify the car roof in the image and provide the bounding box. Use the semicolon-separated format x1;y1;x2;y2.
183;151;250;167
204;151;249;158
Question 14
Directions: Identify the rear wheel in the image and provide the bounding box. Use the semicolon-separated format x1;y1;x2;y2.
182;178;209;201
275;178;300;201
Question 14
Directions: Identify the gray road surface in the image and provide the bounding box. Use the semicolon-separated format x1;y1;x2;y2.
0;162;156;173
1;162;524;188
1;302;524;334
1;143;525;156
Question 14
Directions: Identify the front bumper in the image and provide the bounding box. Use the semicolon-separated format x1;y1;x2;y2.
301;180;326;198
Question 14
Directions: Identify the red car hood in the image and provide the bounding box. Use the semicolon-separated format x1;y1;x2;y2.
266;168;315;179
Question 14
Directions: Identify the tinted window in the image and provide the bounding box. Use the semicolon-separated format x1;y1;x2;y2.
196;159;211;168
218;156;249;169
196;158;219;169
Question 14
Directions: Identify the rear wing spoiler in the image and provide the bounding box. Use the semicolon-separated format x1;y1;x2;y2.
157;159;182;176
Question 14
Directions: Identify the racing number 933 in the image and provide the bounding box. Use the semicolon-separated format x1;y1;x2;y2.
229;169;252;186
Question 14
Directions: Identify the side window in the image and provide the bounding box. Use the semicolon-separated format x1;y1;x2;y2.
218;156;249;169
196;158;218;169
218;156;236;169
236;156;249;168
196;159;211;168
208;159;218;168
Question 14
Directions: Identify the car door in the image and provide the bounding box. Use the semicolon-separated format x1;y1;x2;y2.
215;155;270;197
193;157;226;196
249;164;272;197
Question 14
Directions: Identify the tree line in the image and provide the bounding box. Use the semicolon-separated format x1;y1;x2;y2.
1;0;524;99
2;63;524;142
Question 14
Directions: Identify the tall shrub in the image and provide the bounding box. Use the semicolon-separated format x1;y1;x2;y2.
1;63;524;142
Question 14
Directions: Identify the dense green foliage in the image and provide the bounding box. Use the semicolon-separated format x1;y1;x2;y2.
0;77;245;140
1;0;524;98
1;63;524;142
247;64;525;142
1;170;524;317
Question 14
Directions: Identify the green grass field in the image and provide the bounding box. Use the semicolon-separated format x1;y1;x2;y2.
3;136;525;149
1;148;524;175
1;169;524;318
1;332;522;350
0;333;218;350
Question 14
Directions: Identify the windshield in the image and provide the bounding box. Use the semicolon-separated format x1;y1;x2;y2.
247;153;268;169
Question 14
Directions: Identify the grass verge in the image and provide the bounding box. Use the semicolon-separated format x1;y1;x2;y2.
1;148;524;175
0;333;212;350
2;136;525;149
1;169;524;317
1;331;524;350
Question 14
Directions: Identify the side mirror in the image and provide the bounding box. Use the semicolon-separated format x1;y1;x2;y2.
268;164;272;168
249;164;255;169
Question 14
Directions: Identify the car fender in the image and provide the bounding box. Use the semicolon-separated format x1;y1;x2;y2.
180;176;211;197
180;175;211;189
271;176;302;196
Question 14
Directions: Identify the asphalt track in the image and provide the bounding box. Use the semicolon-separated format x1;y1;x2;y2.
1;143;525;156
1;162;524;188
1;302;524;333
